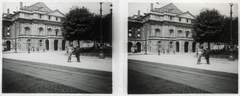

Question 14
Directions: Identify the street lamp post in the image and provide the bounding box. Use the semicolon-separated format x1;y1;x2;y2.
14;22;17;53
98;2;105;59
228;3;234;61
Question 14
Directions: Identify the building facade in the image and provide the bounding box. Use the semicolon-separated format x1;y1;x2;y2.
128;3;208;53
2;2;66;52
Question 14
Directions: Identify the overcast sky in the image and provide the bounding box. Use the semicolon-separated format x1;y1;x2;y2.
2;2;112;15
129;3;238;17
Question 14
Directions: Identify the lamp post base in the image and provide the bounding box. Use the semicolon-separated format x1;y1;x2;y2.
98;43;105;59
228;51;235;61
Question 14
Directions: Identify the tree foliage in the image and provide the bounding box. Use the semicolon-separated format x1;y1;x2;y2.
62;6;112;46
62;6;94;45
193;8;224;47
193;8;238;48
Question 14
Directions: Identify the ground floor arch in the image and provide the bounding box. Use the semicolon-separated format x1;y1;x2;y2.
192;42;196;52
6;41;11;51
62;40;66;50
176;41;179;52
184;41;189;52
128;42;133;52
54;40;58;51
136;42;141;52
45;39;49;50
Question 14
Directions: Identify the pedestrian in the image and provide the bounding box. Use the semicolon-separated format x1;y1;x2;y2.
204;48;210;64
28;47;30;54
197;46;204;64
67;45;74;63
75;45;81;62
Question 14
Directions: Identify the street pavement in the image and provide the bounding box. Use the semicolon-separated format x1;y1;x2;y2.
2;51;112;72
128;52;238;74
3;58;112;93
128;60;238;93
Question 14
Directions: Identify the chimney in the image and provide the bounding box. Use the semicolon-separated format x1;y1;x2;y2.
7;9;9;15
138;10;140;16
20;2;23;10
150;3;153;12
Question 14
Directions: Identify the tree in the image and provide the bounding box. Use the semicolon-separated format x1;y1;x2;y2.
62;6;94;46
221;17;238;45
192;8;224;49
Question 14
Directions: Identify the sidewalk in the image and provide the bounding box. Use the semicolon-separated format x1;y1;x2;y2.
128;53;238;74
2;51;112;72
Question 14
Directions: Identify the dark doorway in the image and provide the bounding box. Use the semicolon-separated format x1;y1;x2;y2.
184;42;189;52
136;42;141;52
176;41;179;52
128;42;133;52
62;40;66;50
192;42;196;52
45;39;49;50
54;40;58;51
6;41;11;51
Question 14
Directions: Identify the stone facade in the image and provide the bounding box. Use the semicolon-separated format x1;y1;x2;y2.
128;3;214;53
2;2;66;51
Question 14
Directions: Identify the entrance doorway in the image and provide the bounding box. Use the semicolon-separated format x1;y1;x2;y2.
6;41;11;51
128;42;133;52
176;41;179;52
54;40;58;51
136;42;141;52
184;42;189;52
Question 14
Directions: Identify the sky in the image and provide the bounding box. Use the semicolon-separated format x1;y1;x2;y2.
128;3;238;17
2;2;112;15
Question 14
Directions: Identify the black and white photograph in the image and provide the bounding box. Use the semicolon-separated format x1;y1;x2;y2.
128;2;238;94
2;1;112;93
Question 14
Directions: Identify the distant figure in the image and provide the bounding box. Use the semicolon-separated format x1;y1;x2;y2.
158;49;160;56
67;45;74;63
204;48;210;64
197;46;204;64
28;47;30;54
75;45;81;62
32;47;35;52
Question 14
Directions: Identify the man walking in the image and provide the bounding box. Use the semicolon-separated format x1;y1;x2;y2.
75;45;81;62
204;48;210;64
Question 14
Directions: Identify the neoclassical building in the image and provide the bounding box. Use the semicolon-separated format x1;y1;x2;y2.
2;2;66;51
128;3;204;53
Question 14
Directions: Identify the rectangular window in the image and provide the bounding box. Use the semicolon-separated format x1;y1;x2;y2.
56;17;58;21
187;19;188;22
48;16;51;20
179;18;181;21
170;16;172;20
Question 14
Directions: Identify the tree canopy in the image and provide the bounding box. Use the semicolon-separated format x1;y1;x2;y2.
62;6;94;45
192;8;225;48
193;8;238;49
62;6;112;46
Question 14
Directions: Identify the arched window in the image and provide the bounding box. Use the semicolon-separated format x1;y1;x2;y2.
169;29;174;37
47;28;52;35
178;30;182;37
25;27;30;35
39;27;43;35
186;31;189;38
55;29;59;36
155;28;160;36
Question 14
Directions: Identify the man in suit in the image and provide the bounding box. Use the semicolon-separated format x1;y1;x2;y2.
75;45;81;62
204;48;210;64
